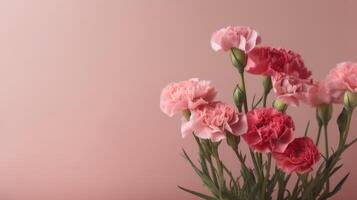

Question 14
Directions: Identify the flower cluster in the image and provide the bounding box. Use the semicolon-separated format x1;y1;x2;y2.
160;25;357;200
244;46;357;107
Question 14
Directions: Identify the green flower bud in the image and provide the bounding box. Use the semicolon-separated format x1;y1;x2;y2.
226;132;240;150
273;99;288;113
344;91;357;111
262;76;272;95
317;103;333;126
231;48;247;73
233;85;245;110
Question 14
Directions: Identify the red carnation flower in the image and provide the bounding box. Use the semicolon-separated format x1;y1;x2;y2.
273;137;320;174
242;108;295;153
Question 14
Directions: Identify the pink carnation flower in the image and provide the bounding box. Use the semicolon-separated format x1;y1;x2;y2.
181;102;247;142
273;137;320;174
211;26;261;53
272;74;311;107
304;81;333;107
160;78;217;117
246;47;311;79
242;108;295;153
325;62;357;103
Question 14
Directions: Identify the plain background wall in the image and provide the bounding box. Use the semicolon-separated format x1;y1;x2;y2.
0;0;356;199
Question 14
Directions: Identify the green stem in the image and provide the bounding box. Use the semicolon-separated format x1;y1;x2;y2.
262;76;271;108
266;153;272;178
315;124;322;146
233;148;249;172
324;124;329;159
323;124;330;192
249;149;261;180
291;177;301;199
343;111;353;145
212;145;225;200
263;93;268;107
276;168;285;200
239;72;249;113
207;156;219;188
262;153;272;200
256;152;264;180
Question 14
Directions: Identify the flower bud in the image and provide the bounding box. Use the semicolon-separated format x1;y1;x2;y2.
226;133;240;150
262;76;272;95
231;48;247;73
316;103;333;126
273;99;288;113
344;91;357;111
233;85;244;110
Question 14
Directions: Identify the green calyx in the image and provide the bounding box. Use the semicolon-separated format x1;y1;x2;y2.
317;103;333;126
344;91;357;111
230;48;247;73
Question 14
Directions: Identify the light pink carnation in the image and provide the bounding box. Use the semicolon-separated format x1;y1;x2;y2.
181;102;247;142
246;47;311;79
304;81;333;107
211;26;261;53
242;108;295;153
325;62;357;103
272;74;312;107
160;78;217;117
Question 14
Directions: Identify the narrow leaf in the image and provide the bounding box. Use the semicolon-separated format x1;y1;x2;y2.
182;149;219;195
329;173;350;196
178;186;217;200
304;120;310;137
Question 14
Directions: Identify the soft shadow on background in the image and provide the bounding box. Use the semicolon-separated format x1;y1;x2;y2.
0;0;356;199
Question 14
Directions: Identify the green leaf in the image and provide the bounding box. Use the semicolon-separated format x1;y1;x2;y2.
329;164;343;177
253;95;264;109
182;149;219;195
222;163;238;192
304;120;310;137
251;94;256;110
337;108;348;135
329;173;350;197
178;186;217;200
248;184;260;200
345;137;357;149
318;173;350;200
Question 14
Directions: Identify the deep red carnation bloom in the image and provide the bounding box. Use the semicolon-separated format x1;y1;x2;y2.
273;137;320;174
242;108;295;153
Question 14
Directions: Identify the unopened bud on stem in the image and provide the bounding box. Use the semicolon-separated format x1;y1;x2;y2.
226;132;240;150
317;103;333;126
233;85;245;111
263;76;272;95
344;91;357;111
273;99;288;113
231;48;247;73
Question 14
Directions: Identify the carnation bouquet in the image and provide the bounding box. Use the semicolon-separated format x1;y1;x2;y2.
160;26;357;200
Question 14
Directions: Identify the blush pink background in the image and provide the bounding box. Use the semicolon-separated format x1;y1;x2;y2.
0;0;356;199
